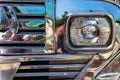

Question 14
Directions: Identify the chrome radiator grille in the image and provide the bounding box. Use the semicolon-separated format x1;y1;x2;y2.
13;55;93;80
0;0;55;54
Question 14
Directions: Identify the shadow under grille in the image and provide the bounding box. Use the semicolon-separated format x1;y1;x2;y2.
14;54;93;80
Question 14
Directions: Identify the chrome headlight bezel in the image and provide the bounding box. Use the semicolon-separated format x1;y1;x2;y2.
64;12;115;53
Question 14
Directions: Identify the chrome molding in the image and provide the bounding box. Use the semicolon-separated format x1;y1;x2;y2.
7;6;19;33
96;73;120;80
15;72;78;77
0;54;93;63
19;64;85;70
45;0;55;53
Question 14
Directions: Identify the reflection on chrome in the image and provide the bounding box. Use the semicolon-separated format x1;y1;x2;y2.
16;5;45;14
45;18;54;53
56;24;64;53
0;47;45;54
21;20;45;28
0;27;45;54
7;6;19;33
0;18;55;54
0;3;55;54
0;7;9;30
96;73;120;80
0;32;45;42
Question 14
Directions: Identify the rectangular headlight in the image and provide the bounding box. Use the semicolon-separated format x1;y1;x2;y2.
64;12;115;53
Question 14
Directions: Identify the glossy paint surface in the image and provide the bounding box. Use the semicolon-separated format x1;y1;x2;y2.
56;0;120;21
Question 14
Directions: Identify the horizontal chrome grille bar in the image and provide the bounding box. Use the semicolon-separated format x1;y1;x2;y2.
0;54;93;63
0;28;45;32
19;64;85;70
15;72;78;77
0;42;45;45
0;32;45;45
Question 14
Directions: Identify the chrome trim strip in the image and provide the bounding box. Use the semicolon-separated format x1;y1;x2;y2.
0;41;44;44
0;54;93;63
0;32;45;44
96;73;120;80
45;0;55;53
15;72;78;77
19;64;85;70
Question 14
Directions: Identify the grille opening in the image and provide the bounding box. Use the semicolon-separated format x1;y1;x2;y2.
14;58;90;80
13;54;93;80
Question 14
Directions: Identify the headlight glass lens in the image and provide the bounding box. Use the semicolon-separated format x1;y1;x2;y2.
70;17;111;46
65;13;114;52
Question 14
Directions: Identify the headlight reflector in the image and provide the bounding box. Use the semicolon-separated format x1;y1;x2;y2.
81;20;99;39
